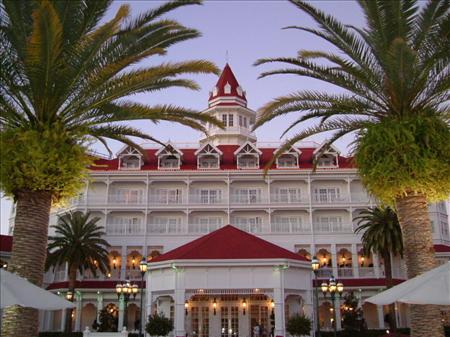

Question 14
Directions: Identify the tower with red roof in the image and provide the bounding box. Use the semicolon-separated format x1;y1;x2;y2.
200;64;257;145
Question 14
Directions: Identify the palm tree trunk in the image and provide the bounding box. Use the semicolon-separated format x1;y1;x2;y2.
65;264;78;332
382;252;397;332
395;194;444;337
1;190;52;337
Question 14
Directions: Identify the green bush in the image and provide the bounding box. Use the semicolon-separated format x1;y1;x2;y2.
286;314;312;336
145;312;173;337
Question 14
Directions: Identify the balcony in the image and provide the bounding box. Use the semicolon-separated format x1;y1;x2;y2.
312;195;348;204
230;194;267;204
189;195;226;205
234;223;264;234
270;194;308;204
147;223;183;234
188;223;222;234
106;223;145;236
337;267;354;278
359;267;376;277
108;194;144;205
270;223;311;233
148;195;185;205
317;267;333;278
351;193;375;204
313;223;353;233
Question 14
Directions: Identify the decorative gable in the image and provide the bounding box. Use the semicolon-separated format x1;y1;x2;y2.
118;146;143;170
224;82;231;94
156;143;183;170
195;143;222;169
313;143;340;168
275;146;301;168
234;141;261;169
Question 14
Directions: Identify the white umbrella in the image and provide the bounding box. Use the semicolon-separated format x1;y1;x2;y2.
365;261;450;305
0;269;75;310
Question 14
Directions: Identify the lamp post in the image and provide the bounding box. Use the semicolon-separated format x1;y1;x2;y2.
116;280;138;330
311;256;321;337
139;258;148;337
321;276;344;337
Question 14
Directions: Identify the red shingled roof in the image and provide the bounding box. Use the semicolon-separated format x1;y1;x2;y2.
150;225;308;262
209;63;246;102
0;235;12;253
434;244;450;253
90;146;355;171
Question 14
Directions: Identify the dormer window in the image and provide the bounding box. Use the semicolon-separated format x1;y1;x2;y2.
314;143;339;168
118;146;143;170
236;86;243;96
234;141;261;169
224;82;231;94
156;144;183;170
275;147;301;168
212;86;218;96
195;143;222;169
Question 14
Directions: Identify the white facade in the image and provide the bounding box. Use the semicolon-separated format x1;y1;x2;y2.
9;64;449;335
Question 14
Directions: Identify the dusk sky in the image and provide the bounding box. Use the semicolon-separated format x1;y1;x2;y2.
1;0;368;233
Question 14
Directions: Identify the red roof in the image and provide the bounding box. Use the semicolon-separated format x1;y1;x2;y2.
0;235;12;253
209;64;246;102
151;225;307;262
434;244;450;253
90;145;355;171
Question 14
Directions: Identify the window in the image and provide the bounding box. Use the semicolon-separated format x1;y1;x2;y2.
274;188;301;203
159;155;180;169
190;217;223;233
239;115;243;126
151;217;181;233
198;155;219;169
195;189;222;204
154;188;182;204
228;114;234;126
222;114;227;126
238;155;258;168
315;216;343;232
243;117;248;128
233;188;261;203
314;188;341;202
272;216;303;232
121;156;141;169
233;217;262;233
109;189;143;203
277;155;298;168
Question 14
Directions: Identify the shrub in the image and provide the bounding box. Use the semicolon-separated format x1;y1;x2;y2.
145;312;173;337
286;314;312;336
39;333;82;337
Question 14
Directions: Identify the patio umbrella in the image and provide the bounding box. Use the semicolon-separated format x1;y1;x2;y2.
365;261;450;305
0;269;75;310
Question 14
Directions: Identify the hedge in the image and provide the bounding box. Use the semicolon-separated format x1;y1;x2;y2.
39;333;139;337
320;327;450;337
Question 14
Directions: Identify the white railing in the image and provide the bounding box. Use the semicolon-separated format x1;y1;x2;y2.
270;223;311;233
337;267;354;278
148;195;185;205
317;268;333;278
230;194;267;204
313;223;353;233
147;223;183;234
189;195;226;204
54;270;66;282
108;194;144;204
312;195;349;204
270;194;308;204
234;223;264;233
106;223;145;235
188;223;222;234
359;267;376;277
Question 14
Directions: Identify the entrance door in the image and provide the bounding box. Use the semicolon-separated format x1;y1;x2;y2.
250;305;269;337
191;306;209;337
221;306;239;337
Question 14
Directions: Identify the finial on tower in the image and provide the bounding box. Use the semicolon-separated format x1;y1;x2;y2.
225;50;230;64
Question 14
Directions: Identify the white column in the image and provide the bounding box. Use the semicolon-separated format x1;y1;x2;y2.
377;305;385;329
334;297;341;330
331;244;338;277
60;309;66;332
75;293;82;331
118;296;125;331
174;268;186;337
97;292;103;322
351;244;359;278
273;287;285;337
121;247;127;280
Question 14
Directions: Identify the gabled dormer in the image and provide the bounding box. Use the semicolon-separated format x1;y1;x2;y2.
208;63;247;108
234;141;262;169
195;143;222;169
275;146;301;168
118;146;143;170
313;143;340;168
156;143;183;170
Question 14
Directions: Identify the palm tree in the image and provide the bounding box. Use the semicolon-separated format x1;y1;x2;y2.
355;207;403;331
253;1;449;336
0;1;220;336
46;211;110;332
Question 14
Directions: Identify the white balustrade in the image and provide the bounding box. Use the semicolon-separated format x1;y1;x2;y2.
270;223;311;233
148;195;184;205
337;267;354;278
270;194;308;204
188;223;222;234
312;194;349;204
358;267;376;277
229;194;266;204
147;223;183;234
106;223;145;236
108;194;144;205
313;223;353;233
317;268;333;278
189;195;226;205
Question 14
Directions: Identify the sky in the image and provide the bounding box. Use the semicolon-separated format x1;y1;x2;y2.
1;0;368;233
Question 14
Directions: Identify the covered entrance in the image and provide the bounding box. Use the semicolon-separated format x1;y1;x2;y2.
146;225;312;337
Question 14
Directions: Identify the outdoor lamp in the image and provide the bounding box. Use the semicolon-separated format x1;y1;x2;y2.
270;299;275;315
336;282;344;295
213;298;217;315
185;301;189;316
139;257;148;275
321;282;328;294
66;291;73;301
329;276;337;293
113;258;117;269
311;256;320;273
242;298;247;315
132;284;139;299
116;284;123;297
132;257;136;269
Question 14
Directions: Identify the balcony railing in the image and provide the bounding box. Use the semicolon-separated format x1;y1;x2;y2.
106;223;145;235
234;223;264;233
359;267;376;277
337;267;354;278
108;194;144;204
317;268;333;278
351;193;375;203
230;194;267;204
148;195;185;205
147;223;183;234
312;195;349;204
313;223;353;233
188;223;222;234
189;195;226;205
270;194;308;204
270;223;311;233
